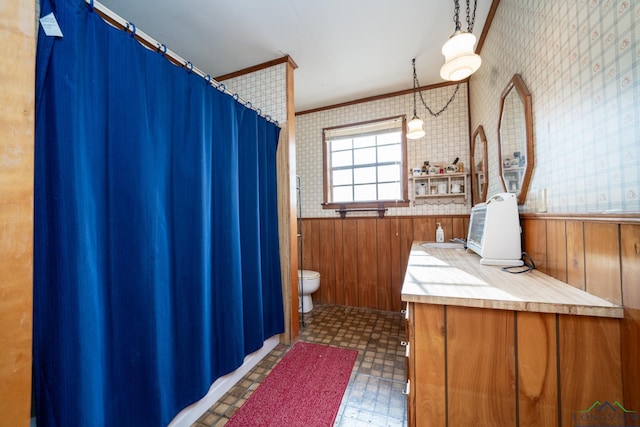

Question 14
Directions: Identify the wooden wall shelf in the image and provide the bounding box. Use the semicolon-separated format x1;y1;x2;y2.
335;207;387;218
410;173;468;205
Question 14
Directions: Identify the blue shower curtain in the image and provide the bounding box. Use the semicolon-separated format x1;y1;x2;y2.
33;1;284;426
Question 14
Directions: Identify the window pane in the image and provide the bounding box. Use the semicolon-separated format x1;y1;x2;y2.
324;118;405;205
333;186;353;202
354;184;376;201
353;147;376;165
377;144;401;162
332;169;352;186
353;166;376;184
332;150;352;167
353;135;376;149
378;164;400;182
378;182;401;200
330;138;352;152
377;131;401;145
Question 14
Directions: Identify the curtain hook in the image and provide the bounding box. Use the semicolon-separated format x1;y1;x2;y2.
233;94;239;101
246;101;252;109
127;22;136;37
256;108;262;115
217;83;226;93
158;44;167;56
205;75;211;85
185;61;193;73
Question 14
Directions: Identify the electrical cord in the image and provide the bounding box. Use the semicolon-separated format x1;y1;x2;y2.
501;252;536;274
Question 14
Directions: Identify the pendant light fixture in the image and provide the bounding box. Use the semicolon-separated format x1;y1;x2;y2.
406;58;460;140
406;58;425;140
440;0;481;81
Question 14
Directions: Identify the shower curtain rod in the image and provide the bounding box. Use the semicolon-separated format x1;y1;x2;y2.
84;0;278;125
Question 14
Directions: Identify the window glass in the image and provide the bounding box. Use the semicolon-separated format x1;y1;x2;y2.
353;184;376;201
353;166;376;184
323;116;406;207
353;135;376;149
378;182;400;200
332;169;353;186
377;145;400;162
331;150;352;168
331;138;352;151
353;148;376;166
332;186;353;202
378;164;400;183
377;131;400;146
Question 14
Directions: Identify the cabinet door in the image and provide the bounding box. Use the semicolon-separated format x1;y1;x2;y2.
405;303;415;426
447;307;516;426
413;304;446;426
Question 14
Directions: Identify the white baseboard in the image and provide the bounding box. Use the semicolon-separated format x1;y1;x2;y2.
168;335;280;427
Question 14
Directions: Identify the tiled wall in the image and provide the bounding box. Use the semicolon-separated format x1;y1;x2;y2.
470;0;639;213
296;83;470;218
219;63;287;124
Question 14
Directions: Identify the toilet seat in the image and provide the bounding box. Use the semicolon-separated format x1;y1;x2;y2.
298;270;320;280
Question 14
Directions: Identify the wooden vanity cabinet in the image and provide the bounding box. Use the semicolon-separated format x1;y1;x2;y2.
405;302;623;426
402;243;624;427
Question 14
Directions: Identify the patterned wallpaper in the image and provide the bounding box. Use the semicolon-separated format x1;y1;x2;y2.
220;63;287;124
296;83;470;218
470;0;639;213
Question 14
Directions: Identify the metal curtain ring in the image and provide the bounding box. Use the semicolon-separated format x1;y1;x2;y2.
158;44;167;56
127;22;136;37
185;61;193;73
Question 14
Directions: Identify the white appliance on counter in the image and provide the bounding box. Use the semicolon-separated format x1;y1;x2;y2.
466;192;524;266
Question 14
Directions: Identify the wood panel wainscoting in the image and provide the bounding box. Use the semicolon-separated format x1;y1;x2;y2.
299;216;469;313
301;213;639;419
520;213;640;415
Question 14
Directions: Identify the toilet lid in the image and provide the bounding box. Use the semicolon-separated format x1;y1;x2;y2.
298;270;320;280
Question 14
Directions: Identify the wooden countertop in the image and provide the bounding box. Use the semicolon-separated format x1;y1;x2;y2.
401;242;623;318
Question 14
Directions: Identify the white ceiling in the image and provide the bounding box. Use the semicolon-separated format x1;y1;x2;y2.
98;0;493;112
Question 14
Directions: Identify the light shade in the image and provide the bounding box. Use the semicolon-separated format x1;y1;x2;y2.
440;31;482;81
406;116;425;140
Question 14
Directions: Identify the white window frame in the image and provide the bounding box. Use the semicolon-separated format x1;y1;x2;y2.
322;115;409;209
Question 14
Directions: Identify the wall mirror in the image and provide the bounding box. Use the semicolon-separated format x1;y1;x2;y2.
471;125;488;204
498;74;533;205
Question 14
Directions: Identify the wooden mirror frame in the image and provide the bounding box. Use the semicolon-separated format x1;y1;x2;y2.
471;125;488;205
497;74;533;205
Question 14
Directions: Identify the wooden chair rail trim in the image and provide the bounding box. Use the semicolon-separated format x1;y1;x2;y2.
300;214;472;221
521;212;640;224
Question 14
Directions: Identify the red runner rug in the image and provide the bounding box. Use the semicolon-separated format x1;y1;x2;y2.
226;341;358;426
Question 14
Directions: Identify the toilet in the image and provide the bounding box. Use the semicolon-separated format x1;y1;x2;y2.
297;270;320;313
